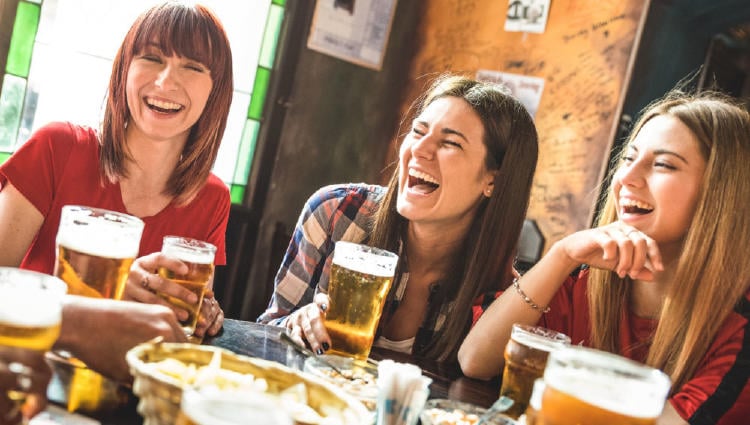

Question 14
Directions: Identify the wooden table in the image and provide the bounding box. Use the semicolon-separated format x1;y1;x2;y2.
52;319;501;424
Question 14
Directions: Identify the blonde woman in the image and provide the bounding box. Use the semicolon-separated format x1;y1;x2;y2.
459;91;750;424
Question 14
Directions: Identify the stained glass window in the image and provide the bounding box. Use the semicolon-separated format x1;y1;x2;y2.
0;0;286;204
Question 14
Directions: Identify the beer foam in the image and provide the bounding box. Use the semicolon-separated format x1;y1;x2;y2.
0;287;62;327
57;227;140;258
332;243;398;277
545;349;671;417
56;206;143;258
162;245;215;264
512;330;569;352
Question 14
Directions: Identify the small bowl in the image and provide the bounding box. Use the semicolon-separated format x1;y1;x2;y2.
420;399;518;425
303;354;378;410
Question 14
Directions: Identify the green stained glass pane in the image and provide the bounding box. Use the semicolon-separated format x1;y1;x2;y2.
6;2;41;77
272;0;285;6
0;74;27;150
259;5;284;69
230;185;246;204
248;67;270;120
234;119;260;184
0;152;11;165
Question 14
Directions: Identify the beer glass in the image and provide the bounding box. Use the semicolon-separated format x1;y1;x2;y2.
176;389;293;425
0;268;67;415
55;205;144;299
539;346;671;425
324;241;398;359
499;324;570;418
522;378;545;425
157;236;217;341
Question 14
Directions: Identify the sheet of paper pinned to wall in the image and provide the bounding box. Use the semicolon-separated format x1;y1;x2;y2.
307;0;399;70
476;70;545;119
505;0;551;34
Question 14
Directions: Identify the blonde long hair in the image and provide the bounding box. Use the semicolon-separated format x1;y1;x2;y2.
589;91;750;393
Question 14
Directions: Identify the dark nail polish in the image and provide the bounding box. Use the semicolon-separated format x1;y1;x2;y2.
316;348;324;355
320;303;328;312
322;342;330;351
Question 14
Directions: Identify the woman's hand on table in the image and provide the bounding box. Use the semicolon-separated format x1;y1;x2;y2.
285;293;331;355
192;289;224;339
0;347;51;424
122;252;196;322
56;296;187;382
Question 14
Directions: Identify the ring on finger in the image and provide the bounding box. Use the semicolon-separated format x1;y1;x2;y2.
624;228;638;236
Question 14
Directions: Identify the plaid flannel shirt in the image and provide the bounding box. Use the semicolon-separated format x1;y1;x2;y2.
257;183;499;355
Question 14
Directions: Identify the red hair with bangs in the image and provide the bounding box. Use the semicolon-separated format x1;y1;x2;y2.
100;1;233;204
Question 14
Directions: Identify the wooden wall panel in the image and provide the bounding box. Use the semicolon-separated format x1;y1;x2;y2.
394;0;649;250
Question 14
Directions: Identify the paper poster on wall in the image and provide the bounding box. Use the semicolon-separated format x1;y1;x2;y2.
505;0;551;34
307;0;398;70
476;70;545;118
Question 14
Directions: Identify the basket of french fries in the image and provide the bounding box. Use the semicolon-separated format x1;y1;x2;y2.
126;340;371;425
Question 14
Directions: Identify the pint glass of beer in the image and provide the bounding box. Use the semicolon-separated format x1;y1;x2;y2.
539;346;671;425
499;324;570;418
0;267;67;413
55;205;144;299
175;389;293;425
324;241;399;359
157;236;217;341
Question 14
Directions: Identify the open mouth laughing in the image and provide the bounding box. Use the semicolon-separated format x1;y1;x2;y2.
407;168;440;194
620;198;654;215
145;97;184;114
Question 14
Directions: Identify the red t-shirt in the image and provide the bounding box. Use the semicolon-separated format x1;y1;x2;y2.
538;268;750;424
0;121;230;273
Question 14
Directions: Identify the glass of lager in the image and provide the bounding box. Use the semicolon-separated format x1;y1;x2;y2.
0;268;67;415
157;236;217;342
175;389;293;425
499;324;570;419
324;241;398;359
54;205;144;299
539;345;671;425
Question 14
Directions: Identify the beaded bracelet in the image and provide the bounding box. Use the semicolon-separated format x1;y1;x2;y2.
512;278;550;313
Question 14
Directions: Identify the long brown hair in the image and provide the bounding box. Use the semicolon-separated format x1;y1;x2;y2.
370;74;539;361
100;1;233;204
589;91;750;393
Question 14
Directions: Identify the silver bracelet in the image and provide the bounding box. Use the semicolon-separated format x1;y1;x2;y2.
512;278;550;313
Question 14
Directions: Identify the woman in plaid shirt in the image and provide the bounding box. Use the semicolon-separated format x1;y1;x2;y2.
259;74;539;363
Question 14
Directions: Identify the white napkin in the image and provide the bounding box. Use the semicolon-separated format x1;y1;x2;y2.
376;360;432;425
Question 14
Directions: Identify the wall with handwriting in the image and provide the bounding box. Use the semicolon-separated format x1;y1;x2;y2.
394;0;649;250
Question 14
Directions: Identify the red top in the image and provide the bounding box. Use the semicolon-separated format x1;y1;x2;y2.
538;268;750;424
0;121;230;273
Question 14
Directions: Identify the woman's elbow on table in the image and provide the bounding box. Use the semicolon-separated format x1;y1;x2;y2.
458;344;502;380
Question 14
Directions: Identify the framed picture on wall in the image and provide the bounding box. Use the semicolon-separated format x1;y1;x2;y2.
307;0;398;70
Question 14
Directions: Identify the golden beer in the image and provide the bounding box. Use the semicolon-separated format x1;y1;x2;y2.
324;242;398;359
499;324;569;418
0;268;67;409
158;236;216;339
54;206;144;300
539;346;671;425
0;268;66;351
56;245;134;299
